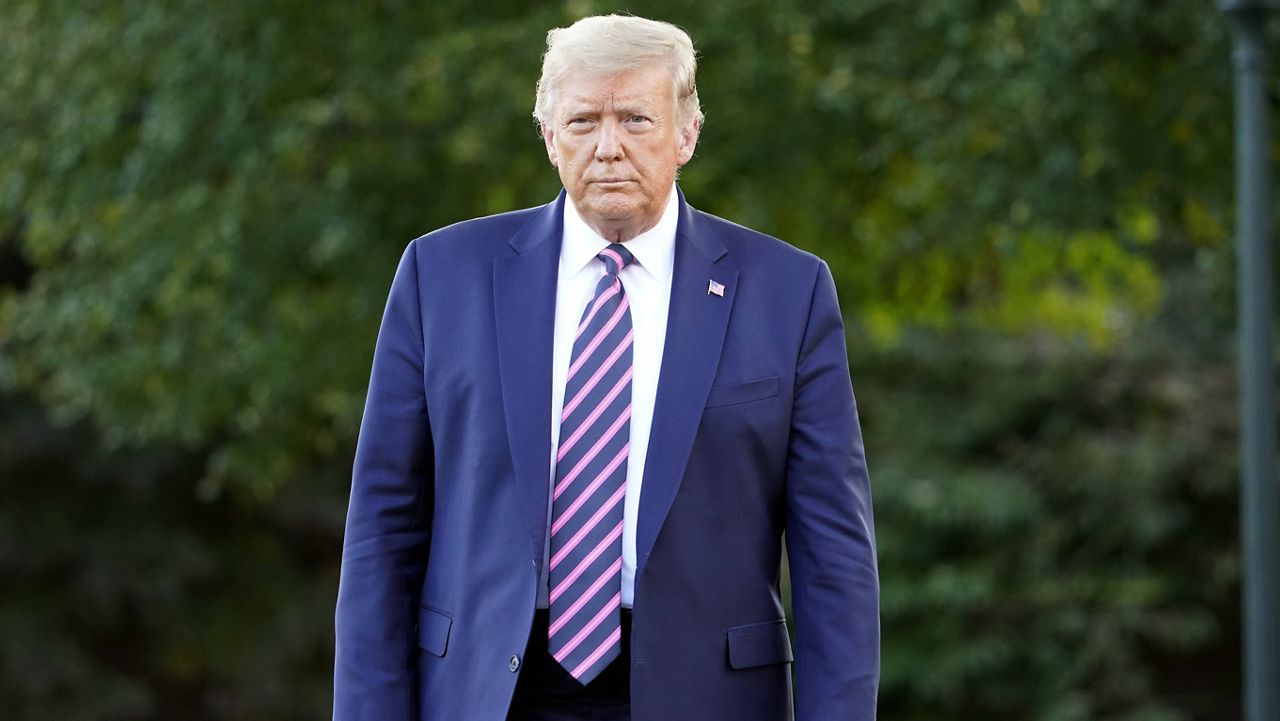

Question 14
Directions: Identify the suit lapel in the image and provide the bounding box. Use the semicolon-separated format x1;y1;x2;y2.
636;191;738;576
494;192;564;565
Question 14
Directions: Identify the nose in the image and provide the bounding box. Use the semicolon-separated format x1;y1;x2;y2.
594;118;624;161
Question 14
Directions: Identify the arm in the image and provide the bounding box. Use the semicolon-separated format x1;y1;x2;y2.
334;240;433;721
785;260;880;721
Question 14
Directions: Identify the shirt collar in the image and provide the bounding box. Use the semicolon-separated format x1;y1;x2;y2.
560;184;679;284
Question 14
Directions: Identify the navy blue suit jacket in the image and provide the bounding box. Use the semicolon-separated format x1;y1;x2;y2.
334;189;879;721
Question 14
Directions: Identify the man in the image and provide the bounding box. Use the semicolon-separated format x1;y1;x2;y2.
334;14;878;721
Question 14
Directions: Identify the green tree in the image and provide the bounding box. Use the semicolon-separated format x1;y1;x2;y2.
0;1;1261;718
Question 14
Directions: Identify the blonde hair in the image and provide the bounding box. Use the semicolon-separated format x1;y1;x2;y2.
533;15;704;129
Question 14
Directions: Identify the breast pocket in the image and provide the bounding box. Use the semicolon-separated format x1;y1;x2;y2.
705;375;780;409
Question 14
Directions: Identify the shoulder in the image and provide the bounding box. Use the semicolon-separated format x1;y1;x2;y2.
404;203;548;263
690;205;825;281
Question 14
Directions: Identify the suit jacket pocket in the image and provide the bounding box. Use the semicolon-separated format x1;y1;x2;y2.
705;375;780;409
726;618;793;669
417;604;453;657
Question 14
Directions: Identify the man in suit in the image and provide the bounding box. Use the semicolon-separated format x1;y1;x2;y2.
333;14;879;721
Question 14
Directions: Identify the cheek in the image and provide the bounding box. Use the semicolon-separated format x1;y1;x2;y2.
562;144;591;170
639;147;679;176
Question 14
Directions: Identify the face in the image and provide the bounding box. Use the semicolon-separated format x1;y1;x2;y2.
542;65;699;242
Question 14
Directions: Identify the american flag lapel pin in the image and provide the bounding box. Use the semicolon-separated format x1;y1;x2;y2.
707;279;725;297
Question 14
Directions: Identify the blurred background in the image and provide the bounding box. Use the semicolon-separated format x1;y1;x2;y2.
1;1;1274;719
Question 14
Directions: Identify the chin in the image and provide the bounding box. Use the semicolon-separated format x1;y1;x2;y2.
585;199;644;222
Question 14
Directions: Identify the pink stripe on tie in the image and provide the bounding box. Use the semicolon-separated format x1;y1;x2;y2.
566;295;630;382
549;521;624;604
549;486;627;570
553;412;630;501
561;330;633;423
569;626;622;680
599;247;625;270
553;592;622;663
549;557;622;636
552;466;627;537
575;280;621;341
559;367;633;456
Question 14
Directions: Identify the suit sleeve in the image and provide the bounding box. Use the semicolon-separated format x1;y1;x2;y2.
334;240;433;721
784;259;880;721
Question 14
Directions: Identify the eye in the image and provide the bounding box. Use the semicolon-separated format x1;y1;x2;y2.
626;115;651;124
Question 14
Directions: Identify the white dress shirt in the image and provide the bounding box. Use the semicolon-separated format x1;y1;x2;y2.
537;186;678;609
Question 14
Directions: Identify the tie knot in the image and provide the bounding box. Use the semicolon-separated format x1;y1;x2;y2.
597;244;635;276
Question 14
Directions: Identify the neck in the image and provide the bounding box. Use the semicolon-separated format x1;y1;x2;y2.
588;216;660;243
575;186;675;243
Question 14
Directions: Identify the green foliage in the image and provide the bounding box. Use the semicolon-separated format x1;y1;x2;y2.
0;0;1238;488
0;0;1266;719
865;268;1240;719
0;396;340;720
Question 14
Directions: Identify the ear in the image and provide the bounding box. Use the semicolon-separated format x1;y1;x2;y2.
675;118;700;166
541;121;558;167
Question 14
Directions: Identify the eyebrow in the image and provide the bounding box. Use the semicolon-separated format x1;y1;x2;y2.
612;105;653;116
561;102;656;117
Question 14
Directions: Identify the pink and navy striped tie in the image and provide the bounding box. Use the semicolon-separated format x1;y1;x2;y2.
547;243;635;685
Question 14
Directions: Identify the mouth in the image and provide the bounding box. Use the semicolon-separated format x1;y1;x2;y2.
591;178;633;186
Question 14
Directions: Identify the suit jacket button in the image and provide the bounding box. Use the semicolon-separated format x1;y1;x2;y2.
509;655;521;672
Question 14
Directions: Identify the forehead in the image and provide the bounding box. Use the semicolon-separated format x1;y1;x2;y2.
556;65;674;111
